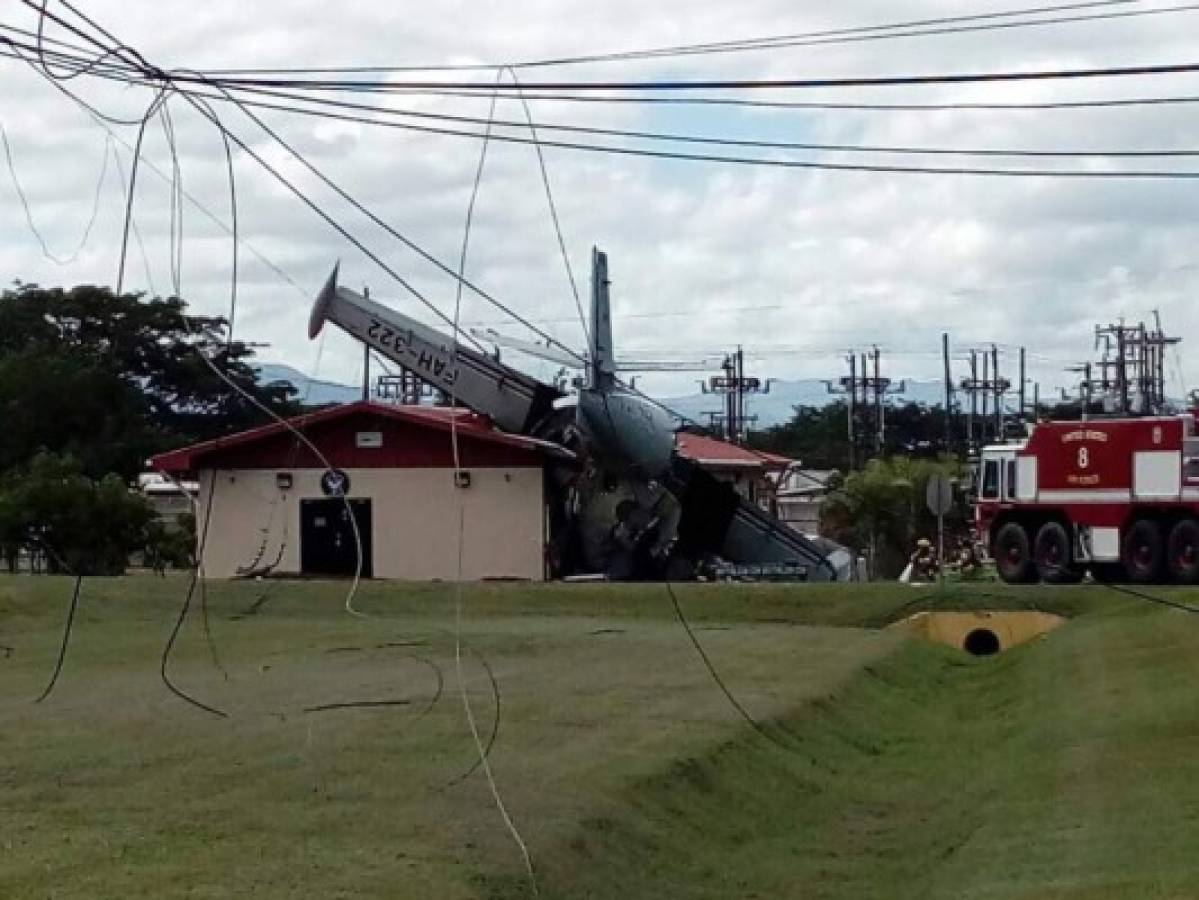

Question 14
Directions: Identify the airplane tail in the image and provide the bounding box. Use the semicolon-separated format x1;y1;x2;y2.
588;247;615;388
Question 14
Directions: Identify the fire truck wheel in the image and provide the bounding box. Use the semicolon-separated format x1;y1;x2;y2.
1166;519;1199;584
994;522;1036;584
1121;519;1164;584
1034;522;1080;583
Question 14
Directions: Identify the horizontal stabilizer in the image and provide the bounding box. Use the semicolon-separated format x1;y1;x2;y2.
470;327;584;369
308;267;562;434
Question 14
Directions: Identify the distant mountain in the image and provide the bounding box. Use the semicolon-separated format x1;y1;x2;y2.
256;364;946;427
661;379;947;429
256;363;361;406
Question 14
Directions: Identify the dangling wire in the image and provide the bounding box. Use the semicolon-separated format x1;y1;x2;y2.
504;67;589;348
449;72;539;895
0;120;111;266
32;566;83;704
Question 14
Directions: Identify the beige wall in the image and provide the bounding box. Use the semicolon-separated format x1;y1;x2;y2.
196;466;545;581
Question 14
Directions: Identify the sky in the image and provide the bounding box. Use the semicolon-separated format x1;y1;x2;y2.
2;0;1199;404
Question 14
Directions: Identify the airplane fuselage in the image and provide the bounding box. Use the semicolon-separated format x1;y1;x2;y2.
577;387;676;479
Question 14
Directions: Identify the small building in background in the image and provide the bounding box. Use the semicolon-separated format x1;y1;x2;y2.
137;472;198;529
674;432;793;506
150;401;557;581
773;466;837;537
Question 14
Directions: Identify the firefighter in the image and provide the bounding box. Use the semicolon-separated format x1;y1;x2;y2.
955;537;980;579
909;538;939;582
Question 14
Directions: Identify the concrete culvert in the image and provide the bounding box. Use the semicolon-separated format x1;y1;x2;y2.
890;611;1065;654
963;628;1001;657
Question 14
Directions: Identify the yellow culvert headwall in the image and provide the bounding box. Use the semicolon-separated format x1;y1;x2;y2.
890;610;1066;656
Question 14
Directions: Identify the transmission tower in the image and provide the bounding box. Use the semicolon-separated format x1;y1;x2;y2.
701;347;770;444
825;345;905;466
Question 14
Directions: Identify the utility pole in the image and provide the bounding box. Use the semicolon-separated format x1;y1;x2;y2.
992;344;1001;441
827;346;904;463
942;332;953;452
702;347;768;444
1093;319;1180;415
967;350;977;451
981;350;991;442
361;286;371;402
872;345;884;455
959;347;1011;450
1018;346;1026;430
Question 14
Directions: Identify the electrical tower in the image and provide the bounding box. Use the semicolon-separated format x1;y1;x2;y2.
958;345;1011;451
825;346;905;467
375;369;437;405
701;347;769;444
1085;316;1181;415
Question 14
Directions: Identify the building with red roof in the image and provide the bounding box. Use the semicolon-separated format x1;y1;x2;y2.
151;401;559;581
149;401;803;582
674;432;793;505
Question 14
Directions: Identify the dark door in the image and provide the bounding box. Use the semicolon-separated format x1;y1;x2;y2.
300;498;373;577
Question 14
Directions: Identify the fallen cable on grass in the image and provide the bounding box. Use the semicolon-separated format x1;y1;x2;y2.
304;698;411;713
33;574;83;704
160;565;229;719
441;647;501;789
303;652;443;721
665;581;802;753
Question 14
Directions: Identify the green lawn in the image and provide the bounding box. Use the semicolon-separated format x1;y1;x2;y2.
1;577;1197;898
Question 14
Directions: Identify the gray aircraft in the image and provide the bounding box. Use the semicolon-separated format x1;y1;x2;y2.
308;248;852;581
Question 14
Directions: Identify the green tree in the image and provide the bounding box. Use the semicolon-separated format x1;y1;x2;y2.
0;452;159;575
821;456;968;579
749;401;950;469
0;283;298;479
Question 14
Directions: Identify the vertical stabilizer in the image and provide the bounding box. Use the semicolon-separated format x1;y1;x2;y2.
589;247;615;388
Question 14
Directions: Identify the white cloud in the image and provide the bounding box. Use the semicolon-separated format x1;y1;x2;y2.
3;0;1199;404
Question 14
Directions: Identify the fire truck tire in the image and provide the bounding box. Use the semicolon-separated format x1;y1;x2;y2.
1166;519;1199;584
994;522;1036;584
1122;519;1164;584
1034;522;1080;583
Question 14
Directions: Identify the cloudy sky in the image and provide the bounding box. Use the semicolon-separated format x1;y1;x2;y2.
2;0;1199;404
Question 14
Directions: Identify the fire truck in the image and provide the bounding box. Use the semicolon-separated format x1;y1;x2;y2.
975;414;1199;584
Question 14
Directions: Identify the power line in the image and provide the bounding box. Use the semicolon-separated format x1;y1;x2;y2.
0;119;111;265
193;1;1163;72
24;48;1199;163
183;59;1199;93
15;38;1199;115
165;96;1199;178
374;87;1199;113
24;49;1199;175
22;21;1199;96
165;82;1199;159
36;62;1199;176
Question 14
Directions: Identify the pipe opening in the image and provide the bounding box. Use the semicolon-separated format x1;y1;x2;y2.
963;628;1001;657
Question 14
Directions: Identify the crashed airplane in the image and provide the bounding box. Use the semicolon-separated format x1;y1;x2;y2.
308;248;852;582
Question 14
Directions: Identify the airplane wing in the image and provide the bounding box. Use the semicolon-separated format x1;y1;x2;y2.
470;327;585;369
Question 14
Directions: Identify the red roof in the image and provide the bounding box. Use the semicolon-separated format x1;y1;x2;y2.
150;401;560;474
675;433;793;470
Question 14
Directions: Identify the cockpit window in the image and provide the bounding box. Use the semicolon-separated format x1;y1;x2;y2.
1005;460;1017;499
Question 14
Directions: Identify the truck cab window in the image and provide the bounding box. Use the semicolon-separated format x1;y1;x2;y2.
981;460;999;499
1005;460;1017;499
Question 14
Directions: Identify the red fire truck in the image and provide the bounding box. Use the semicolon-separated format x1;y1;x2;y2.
975;414;1199;584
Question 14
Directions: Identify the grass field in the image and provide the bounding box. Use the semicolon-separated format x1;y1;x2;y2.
3;576;1199;898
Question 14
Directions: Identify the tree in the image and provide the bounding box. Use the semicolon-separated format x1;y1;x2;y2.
821;456;968;579
0;283;298;479
0;452;158;575
749;402;854;469
749;401;949;470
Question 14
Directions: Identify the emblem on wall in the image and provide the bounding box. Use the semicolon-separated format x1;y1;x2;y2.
320;468;351;497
